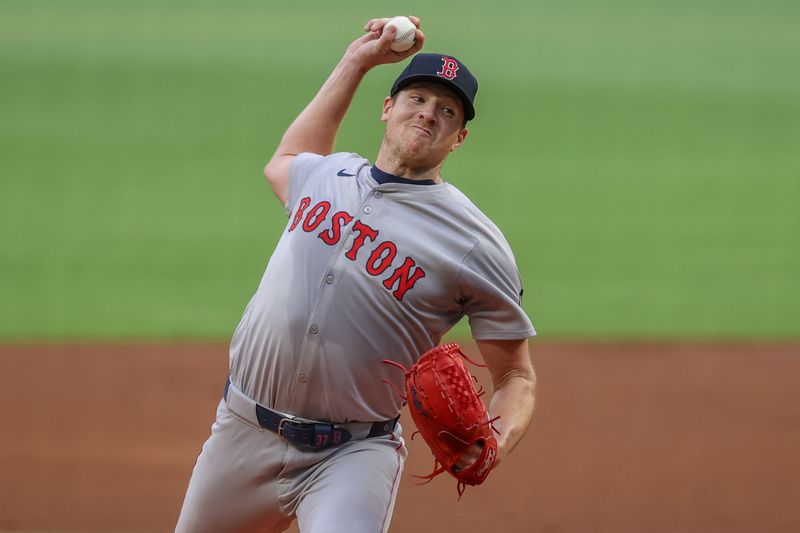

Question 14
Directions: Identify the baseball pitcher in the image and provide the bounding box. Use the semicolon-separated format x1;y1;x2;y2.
176;16;537;533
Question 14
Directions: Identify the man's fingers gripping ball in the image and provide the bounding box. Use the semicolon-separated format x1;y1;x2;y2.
385;16;417;52
363;16;422;53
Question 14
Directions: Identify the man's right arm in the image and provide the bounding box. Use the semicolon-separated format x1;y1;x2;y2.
264;17;424;205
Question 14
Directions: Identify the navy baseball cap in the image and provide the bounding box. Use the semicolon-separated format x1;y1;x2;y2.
390;53;478;121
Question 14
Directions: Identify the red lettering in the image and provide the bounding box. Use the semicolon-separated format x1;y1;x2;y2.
382;257;426;300
366;241;397;276
318;211;353;245
289;197;311;231
302;201;331;232
437;57;459;80
345;220;379;261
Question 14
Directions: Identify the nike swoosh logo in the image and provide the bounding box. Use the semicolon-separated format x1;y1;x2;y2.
337;169;355;177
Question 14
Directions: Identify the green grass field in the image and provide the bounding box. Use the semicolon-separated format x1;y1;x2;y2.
1;0;798;340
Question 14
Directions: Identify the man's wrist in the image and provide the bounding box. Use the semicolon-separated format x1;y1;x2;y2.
339;51;372;77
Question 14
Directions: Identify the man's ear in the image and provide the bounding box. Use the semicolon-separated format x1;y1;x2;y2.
450;127;469;152
380;96;394;123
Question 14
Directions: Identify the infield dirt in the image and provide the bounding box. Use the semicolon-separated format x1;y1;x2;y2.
1;341;798;532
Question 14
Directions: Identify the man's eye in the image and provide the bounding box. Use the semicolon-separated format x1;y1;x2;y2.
411;95;423;103
442;107;455;117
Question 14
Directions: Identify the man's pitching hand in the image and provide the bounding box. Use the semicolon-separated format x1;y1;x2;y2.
345;16;425;70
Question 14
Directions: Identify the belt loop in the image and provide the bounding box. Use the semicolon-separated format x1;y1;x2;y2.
367;413;400;438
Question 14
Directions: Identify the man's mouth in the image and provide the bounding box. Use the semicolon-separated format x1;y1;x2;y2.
411;125;432;137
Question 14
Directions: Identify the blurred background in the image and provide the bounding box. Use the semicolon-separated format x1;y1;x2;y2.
1;0;798;532
2;0;798;340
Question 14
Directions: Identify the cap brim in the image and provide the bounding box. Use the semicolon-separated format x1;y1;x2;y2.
393;74;475;121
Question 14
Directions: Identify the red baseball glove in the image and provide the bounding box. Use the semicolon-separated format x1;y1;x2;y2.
385;343;499;496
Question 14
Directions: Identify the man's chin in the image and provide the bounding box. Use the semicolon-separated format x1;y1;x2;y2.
400;137;433;157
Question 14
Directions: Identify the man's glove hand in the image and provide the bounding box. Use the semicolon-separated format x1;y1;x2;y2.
385;343;499;496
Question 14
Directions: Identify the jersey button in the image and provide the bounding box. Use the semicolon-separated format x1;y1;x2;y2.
364;206;372;214
309;324;319;334
325;274;334;284
374;191;383;199
298;373;308;383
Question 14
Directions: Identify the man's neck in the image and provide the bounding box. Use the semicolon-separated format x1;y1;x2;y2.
374;149;443;184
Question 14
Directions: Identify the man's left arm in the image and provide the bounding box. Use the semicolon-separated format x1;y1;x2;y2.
476;337;537;468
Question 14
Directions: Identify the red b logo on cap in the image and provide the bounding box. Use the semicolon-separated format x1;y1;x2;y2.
437;57;459;80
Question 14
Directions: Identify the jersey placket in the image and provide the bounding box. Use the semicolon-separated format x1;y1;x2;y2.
285;187;386;415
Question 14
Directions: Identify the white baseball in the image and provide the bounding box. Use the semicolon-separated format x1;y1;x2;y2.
386;16;416;52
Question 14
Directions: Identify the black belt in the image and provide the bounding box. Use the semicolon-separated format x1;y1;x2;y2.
224;378;398;449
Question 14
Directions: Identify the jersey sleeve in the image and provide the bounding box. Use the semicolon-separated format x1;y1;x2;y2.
285;152;325;216
458;236;536;340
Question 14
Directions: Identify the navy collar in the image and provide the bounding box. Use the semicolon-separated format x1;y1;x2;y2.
371;166;437;186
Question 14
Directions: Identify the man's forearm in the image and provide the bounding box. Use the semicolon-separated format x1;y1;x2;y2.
476;338;537;468
275;54;368;158
263;19;423;204
489;370;536;466
263;53;368;203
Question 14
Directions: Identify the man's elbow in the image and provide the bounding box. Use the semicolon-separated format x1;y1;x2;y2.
263;158;281;185
264;156;291;204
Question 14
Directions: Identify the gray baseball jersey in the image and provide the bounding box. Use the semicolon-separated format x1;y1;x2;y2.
229;151;535;424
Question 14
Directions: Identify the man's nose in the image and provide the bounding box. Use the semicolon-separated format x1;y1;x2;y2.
419;101;436;122
418;103;437;122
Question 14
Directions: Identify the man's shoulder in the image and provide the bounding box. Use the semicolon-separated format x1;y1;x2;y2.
439;183;517;258
440;183;500;232
296;151;369;174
